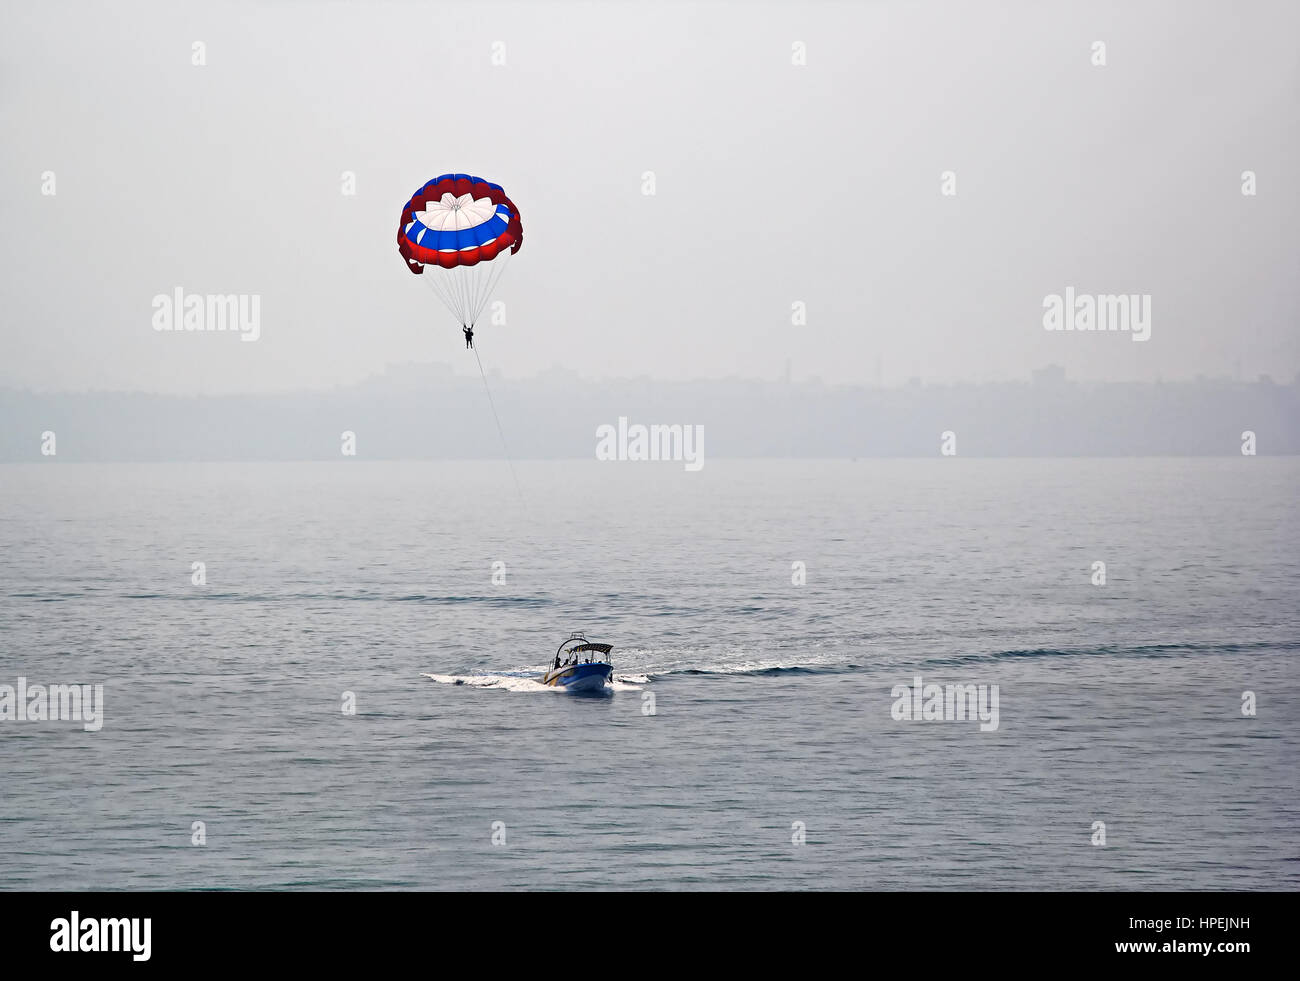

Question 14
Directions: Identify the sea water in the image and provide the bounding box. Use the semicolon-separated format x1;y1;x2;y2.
0;458;1296;889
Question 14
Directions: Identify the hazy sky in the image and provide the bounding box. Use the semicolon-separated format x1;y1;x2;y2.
2;0;1296;394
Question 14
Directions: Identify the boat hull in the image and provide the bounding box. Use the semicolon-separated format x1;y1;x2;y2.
542;662;613;691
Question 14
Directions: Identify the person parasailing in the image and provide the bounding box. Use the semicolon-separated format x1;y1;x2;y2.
397;173;525;501
396;172;523;348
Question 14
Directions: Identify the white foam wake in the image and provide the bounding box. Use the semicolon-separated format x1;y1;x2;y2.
421;671;644;693
421;672;555;693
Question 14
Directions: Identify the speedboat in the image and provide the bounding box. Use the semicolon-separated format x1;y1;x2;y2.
541;632;614;692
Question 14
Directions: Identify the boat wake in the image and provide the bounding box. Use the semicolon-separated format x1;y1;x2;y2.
421;672;644;693
427;636;1297;692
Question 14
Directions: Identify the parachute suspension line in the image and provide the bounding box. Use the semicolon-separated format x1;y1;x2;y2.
421;250;512;333
491;251;515;325
422;267;461;325
475;249;499;322
470;258;486;320
470;249;492;322
452;265;466;328
472;342;525;506
460;264;473;326
471;248;512;327
464;262;479;326
444;274;465;329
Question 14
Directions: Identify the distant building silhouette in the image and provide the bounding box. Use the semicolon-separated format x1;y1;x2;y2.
1;366;1296;461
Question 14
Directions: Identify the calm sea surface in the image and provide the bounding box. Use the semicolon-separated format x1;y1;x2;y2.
1;458;1297;890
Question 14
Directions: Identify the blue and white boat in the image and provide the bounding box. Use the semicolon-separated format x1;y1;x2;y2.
541;633;614;692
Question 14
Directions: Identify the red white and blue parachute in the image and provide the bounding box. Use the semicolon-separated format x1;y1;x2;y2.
397;173;523;331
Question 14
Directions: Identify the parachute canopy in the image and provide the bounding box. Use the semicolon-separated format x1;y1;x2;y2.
397;173;523;330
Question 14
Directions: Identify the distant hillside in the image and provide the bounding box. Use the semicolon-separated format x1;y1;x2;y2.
1;365;1296;461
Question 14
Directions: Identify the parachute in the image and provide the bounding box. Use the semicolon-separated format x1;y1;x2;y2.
396;173;523;331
